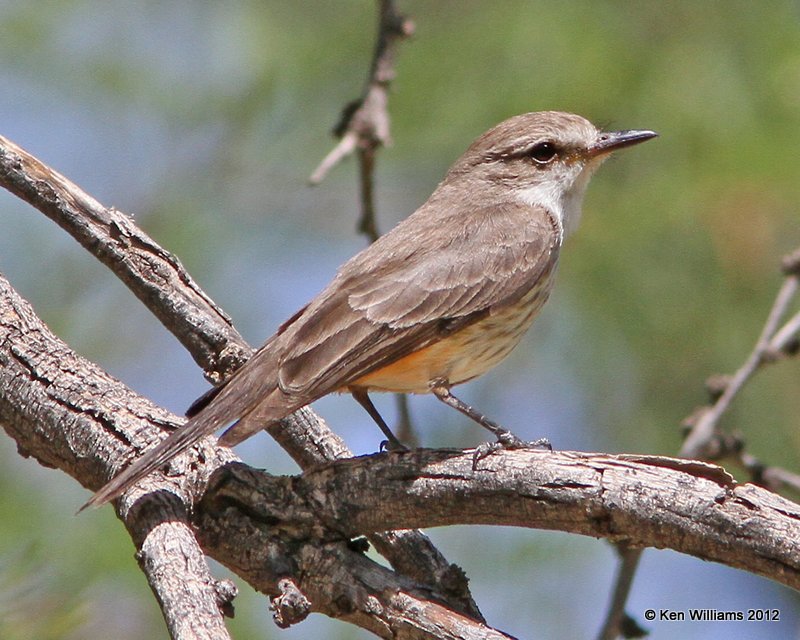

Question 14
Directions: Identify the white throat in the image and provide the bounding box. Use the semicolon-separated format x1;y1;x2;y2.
514;163;600;240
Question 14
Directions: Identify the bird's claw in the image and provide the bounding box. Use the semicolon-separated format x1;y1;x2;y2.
472;432;552;468
379;438;409;453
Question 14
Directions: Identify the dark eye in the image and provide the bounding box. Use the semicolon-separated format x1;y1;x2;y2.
529;142;558;163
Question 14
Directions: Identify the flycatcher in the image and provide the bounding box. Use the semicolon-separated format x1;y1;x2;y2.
87;111;656;508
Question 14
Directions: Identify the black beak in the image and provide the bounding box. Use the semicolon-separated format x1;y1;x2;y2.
589;129;658;157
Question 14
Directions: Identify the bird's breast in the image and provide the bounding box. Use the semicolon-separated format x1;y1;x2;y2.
351;277;555;394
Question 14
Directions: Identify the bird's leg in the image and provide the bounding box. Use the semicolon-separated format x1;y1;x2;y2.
351;388;408;451
430;384;522;444
429;384;550;461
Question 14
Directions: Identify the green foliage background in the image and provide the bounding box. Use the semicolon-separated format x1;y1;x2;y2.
0;2;798;639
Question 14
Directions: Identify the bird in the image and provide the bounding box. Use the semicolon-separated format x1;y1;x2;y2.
85;111;657;509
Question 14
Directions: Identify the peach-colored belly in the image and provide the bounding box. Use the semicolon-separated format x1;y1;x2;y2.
350;284;550;393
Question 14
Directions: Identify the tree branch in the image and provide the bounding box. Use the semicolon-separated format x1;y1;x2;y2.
312;0;420;459
0;134;248;384
600;246;800;638
0;273;237;639
0;272;508;638
203;451;800;592
309;0;414;188
3;214;800;636
2;52;798;637
595;546;645;640
681;247;800;488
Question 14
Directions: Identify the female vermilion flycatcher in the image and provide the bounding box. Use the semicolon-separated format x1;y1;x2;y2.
86;111;656;509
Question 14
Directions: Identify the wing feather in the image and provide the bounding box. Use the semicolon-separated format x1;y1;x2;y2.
277;201;560;395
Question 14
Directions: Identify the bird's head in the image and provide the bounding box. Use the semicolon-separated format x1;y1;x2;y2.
450;111;657;237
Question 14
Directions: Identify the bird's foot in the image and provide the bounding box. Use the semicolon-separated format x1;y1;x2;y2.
380;438;410;453
472;431;551;468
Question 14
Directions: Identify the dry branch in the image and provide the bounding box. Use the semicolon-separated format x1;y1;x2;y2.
600;246;800;638
203;450;800;591
309;0;414;196
681;248;800;491
311;0;419;450
0;134;248;384
0;271;504;638
0;273;237;639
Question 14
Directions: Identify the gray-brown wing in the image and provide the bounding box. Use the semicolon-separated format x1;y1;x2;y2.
277;201;560;396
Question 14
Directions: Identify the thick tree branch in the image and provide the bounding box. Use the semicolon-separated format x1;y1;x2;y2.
204;453;800;593
0;273;502;638
1;67;797;639
0;273;236;639
2;186;800;636
130;494;239;638
0;133;248;384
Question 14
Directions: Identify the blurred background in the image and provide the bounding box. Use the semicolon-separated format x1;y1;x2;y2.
1;1;799;638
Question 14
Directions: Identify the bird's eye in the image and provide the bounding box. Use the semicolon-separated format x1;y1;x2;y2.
528;142;558;164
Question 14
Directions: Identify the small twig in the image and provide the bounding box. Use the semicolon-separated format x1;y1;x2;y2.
308;131;359;185
740;450;800;494
769;309;800;356
356;145;380;242
308;0;413;186
394;392;418;446
596;546;646;640
681;254;799;459
270;578;311;629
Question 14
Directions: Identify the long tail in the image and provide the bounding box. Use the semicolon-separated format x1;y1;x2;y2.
79;397;242;511
82;340;296;511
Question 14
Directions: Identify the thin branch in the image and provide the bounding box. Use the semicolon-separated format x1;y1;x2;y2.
741;450;800;494
353;106;418;444
315;2;418;446
600;248;800;638
681;250;800;459
308;0;414;186
596;546;645;640
356;144;380;242
769;309;800;355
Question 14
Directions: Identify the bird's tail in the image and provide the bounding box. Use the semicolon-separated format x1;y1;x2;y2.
79;396;240;511
81;339;298;511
